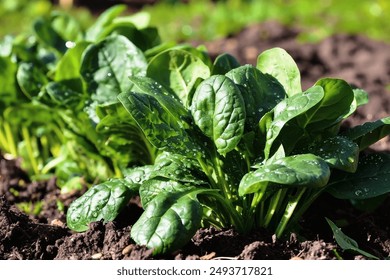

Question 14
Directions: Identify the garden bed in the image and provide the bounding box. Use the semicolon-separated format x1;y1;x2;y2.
1;21;390;260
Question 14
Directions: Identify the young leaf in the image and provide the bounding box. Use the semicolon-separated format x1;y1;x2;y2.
343;117;390;151
80;35;147;106
226;65;286;131
256;47;301;96
131;188;204;255
54;41;90;83
191;75;246;155
308;136;359;172
327;153;390;200
326;218;379;259
85;4;127;41
212;53;241;75
239;154;330;196
66;179;137;232
147;49;210;106
298;78;354;131
263;86;324;159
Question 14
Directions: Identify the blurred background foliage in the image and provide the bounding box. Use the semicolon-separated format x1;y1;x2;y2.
1;0;389;43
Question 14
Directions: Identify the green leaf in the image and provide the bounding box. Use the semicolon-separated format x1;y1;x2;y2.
85;4;127;41
66;179;136;232
256;47;301;96
16;62;48;99
239;154;330;195
46;81;87;109
327;153;390;200
118;91;202;157
128;76;190;119
262;86;324;159
343;117;390;151
147;49;210;106
308;136;359;172
54;41;90;83
226;65;286;131
33;16;67;53
298;78;354;131
150;152;208;185
191;75;246;155
212;53;241;75
80;35;147;107
131;188;203;255
0;56;19;105
326;218;379;259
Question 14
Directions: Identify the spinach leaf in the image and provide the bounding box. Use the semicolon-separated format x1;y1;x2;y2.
147;49;210;106
131;188;204;255
226;65;286;132
257;47;301;96
80;34;147;107
327;153;390;200
212;53;241;75
191;75;246;155
261;86;324;159
67;178;137;232
118;91;202;157
343;117;390;151
308;136;359;172
298;78;354;131
239;154;330;195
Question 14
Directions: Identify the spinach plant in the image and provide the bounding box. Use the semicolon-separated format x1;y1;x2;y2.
0;5;160;189
67;46;390;255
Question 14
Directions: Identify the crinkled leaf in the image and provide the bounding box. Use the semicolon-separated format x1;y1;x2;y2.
326;218;379;259
191;75;246;155
123;165;154;185
66;179;136;232
309;136;359;172
128;76;190;119
239;154;330;196
327;153;390;200
131;188;203;255
262;86;324;159
46;81;87;109
150;153;208;184
17;62;48;99
212;53;241;75
257;47;301;96
343;117;390;151
226;65;286;131
147;49;210;106
80;35;147;107
118;91;202;157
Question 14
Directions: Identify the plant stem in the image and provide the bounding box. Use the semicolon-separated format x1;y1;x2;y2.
4;121;18;156
275;188;306;238
263;188;287;228
21;127;39;175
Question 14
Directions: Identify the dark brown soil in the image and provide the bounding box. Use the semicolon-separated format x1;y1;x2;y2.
1;21;390;260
